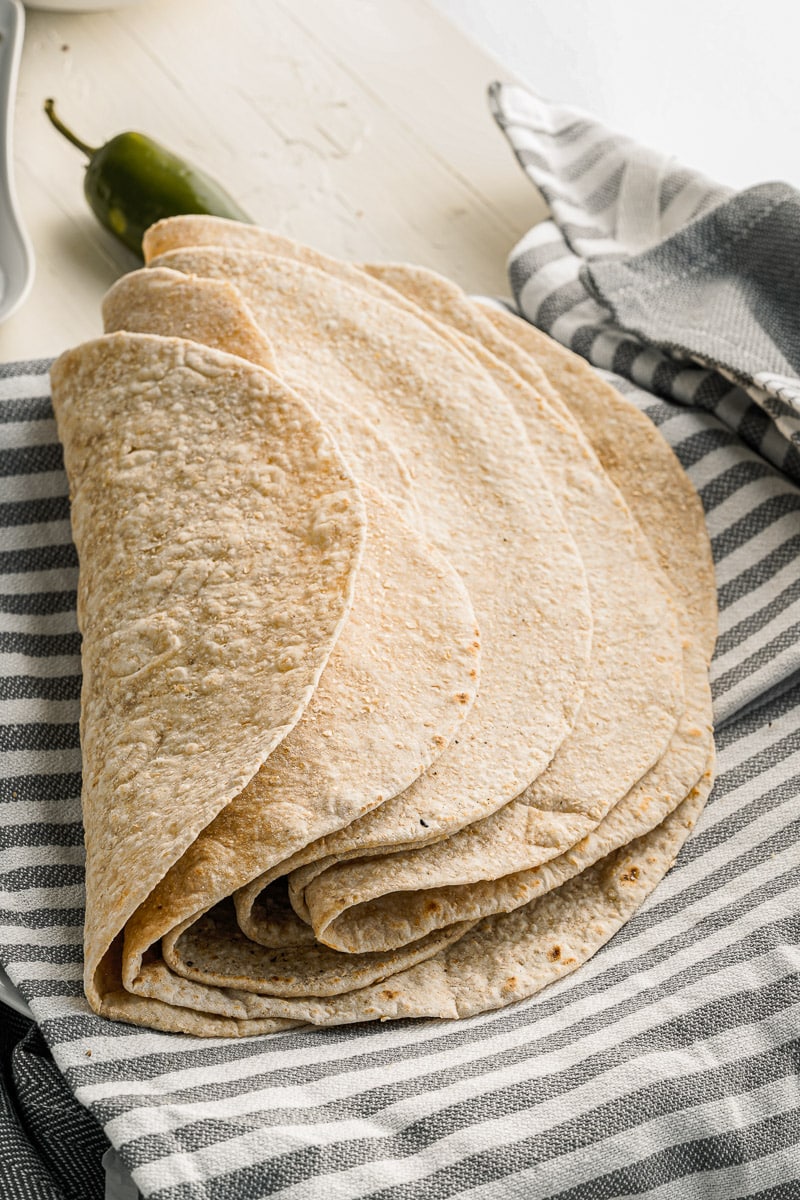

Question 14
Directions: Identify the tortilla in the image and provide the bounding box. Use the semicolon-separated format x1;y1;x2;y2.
290;639;711;952
53;218;717;1036
112;759;714;1033
102;268;280;372
136;233;709;984
118;481;483;1011
104;268;422;531
267;262;686;952
480;306;718;662
99;251;595;1018
112;264;684;945
124;245;596;855
50;332;366;1009
141;217;714;658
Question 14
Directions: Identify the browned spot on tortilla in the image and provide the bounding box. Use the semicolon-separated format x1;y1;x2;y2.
546;945;561;962
620;865;640;883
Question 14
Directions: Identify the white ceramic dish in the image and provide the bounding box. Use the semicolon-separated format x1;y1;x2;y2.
0;0;34;323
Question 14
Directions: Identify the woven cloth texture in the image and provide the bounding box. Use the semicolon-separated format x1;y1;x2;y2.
1;88;799;1199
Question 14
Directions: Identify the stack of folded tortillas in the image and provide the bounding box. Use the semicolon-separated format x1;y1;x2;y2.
49;217;716;1037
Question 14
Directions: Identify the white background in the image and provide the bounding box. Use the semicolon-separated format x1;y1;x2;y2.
432;0;800;191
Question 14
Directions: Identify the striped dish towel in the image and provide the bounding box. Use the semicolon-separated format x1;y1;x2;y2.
489;82;800;727
2;91;800;1198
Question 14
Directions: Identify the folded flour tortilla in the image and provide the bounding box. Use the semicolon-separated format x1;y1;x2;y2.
51;218;717;1034
480;305;719;662
287;264;714;958
103;269;423;533
97;253;598;1022
124;240;690;960
109;248;595;862
119;478;486;1007
261;261;689;951
142;216;715;659
49;334;366;1011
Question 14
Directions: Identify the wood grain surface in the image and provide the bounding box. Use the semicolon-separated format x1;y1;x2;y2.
3;0;545;359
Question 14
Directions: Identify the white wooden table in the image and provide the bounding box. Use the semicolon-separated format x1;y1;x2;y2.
2;0;545;361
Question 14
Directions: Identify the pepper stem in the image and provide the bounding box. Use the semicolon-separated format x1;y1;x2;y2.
44;99;98;159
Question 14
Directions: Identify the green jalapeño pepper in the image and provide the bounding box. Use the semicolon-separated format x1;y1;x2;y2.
44;99;251;258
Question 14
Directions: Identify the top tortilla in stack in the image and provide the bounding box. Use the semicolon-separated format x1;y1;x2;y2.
52;328;495;1034
47;216;716;1035
50;334;366;1022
